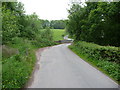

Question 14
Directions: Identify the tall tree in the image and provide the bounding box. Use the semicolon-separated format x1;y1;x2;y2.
66;2;120;46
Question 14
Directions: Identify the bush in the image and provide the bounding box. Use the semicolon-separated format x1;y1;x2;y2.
72;41;120;64
2;6;20;44
31;28;57;48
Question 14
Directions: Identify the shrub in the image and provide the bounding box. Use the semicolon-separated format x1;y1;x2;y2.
72;41;120;64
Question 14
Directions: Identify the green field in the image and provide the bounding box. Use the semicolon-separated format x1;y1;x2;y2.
51;29;65;41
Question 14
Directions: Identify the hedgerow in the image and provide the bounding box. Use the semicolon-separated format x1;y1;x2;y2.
72;41;120;63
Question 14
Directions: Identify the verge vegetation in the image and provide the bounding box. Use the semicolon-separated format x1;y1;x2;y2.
69;41;120;84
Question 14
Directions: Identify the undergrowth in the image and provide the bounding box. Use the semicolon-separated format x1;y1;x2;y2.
2;37;57;88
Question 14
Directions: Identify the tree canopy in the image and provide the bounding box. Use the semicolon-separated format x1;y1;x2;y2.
66;2;120;47
41;19;66;29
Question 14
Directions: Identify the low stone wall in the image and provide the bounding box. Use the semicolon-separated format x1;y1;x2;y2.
55;40;73;44
2;45;19;58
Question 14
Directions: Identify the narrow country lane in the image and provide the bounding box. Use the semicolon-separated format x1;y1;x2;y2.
27;44;118;88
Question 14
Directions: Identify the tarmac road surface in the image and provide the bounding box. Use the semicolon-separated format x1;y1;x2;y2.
27;43;118;88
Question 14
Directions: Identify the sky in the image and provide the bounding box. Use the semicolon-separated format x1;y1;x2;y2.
18;0;72;20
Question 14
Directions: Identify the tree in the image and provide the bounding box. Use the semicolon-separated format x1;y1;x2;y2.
50;20;66;29
66;2;120;46
21;13;42;40
2;3;20;44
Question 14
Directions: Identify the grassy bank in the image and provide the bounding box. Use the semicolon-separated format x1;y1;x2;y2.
69;41;120;84
2;38;36;88
2;37;57;88
51;29;65;41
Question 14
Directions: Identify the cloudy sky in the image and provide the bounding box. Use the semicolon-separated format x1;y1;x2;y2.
18;0;72;20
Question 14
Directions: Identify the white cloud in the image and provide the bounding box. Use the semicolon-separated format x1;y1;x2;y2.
18;0;71;20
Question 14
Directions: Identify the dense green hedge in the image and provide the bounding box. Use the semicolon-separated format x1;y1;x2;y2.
31;39;57;48
72;41;120;63
69;41;120;82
